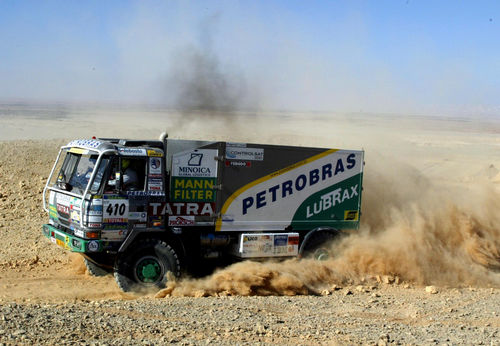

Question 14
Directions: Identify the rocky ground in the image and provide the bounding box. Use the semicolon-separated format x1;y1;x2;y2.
0;286;499;345
0;139;499;345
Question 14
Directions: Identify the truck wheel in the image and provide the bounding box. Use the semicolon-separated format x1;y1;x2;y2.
114;239;181;292
84;258;110;277
302;231;339;261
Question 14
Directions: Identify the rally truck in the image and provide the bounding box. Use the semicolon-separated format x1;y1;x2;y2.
42;134;364;291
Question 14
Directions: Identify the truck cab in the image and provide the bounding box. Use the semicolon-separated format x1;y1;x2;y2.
42;139;173;283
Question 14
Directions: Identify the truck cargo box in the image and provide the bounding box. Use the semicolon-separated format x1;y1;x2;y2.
166;140;364;233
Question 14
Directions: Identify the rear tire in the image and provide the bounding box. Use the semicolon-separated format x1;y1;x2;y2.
302;231;340;260
84;258;110;277
114;239;181;292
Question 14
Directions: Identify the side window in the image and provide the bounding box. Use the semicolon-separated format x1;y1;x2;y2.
89;156;110;193
104;158;119;193
121;158;147;191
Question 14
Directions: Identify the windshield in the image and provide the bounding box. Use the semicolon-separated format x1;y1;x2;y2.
56;151;110;194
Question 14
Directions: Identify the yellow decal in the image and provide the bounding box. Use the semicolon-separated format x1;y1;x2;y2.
69;147;88;155
147;150;163;157
215;149;338;231
344;210;359;221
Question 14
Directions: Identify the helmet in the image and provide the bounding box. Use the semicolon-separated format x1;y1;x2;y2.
122;159;130;170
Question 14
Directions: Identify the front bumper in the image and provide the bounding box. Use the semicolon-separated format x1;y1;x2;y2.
42;224;102;253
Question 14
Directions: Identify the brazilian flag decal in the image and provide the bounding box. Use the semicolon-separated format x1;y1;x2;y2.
291;173;362;230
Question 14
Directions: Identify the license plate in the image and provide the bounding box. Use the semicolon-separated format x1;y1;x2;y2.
56;238;65;248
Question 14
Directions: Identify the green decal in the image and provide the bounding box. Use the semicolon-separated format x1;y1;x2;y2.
49;204;58;219
171;177;217;202
291;173;363;230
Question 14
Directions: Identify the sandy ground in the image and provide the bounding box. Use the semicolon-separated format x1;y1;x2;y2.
0;104;499;344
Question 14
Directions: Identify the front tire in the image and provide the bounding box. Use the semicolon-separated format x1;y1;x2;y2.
84;258;110;277
114;239;181;292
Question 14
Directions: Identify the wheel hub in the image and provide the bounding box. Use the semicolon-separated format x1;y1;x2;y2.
136;258;162;283
314;248;329;261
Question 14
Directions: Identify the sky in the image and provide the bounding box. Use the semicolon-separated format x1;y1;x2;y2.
0;0;499;116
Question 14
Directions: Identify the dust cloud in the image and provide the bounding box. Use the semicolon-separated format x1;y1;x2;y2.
157;154;500;298
70;253;87;275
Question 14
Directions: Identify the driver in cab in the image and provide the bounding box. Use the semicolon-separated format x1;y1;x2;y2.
122;159;138;191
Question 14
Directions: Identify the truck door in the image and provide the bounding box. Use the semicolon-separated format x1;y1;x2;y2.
100;157;149;240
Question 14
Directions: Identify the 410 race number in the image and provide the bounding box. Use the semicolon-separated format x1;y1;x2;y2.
103;199;129;222
106;202;126;216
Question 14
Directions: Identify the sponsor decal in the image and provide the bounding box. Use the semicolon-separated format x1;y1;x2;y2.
57;204;70;215
149;157;162;174
171;177;216;202
67;139;102;149
56;193;71;205
149;217;163;227
225;160;251;167
49;205;58;219
84;214;102;223
105;218;127;223
103;197;129;224
58;236;70;250
241;153;357;215
126;190;165;196
188;153;203;166
291;174;362;228
87;210;103;216
117;147;147;156
243;235;258;242
241;234;272;254
226;147;264;161
305;185;358;219
103;224;125;230
101;229;128;241
149;184;163;191
70;210;81;222
344;210;359;221
87;240;99;252
149;202;215;216
237;233;299;257
226;142;246;148
172;149;218;178
288;235;299;245
216;149;364;232
147;149;163;157
87;197;103;211
274;234;288;247
168;216;195;226
74;229;84;238
68;147;89;155
128;212;147;222
148;177;163;191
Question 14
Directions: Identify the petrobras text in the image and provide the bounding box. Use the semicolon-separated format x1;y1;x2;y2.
242;153;357;215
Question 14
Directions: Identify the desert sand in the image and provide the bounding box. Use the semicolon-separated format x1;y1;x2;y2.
0;104;499;344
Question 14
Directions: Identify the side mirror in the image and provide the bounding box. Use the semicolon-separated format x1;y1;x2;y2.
57;182;72;191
